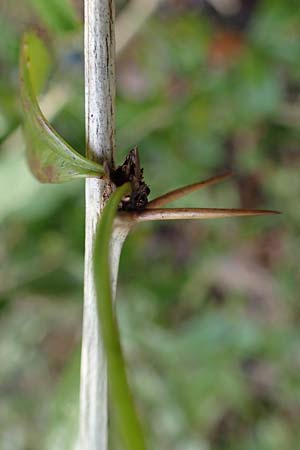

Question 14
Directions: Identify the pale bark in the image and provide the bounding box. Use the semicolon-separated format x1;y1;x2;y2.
80;1;116;450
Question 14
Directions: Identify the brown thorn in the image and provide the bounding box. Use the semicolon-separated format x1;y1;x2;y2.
133;207;281;223
147;172;233;208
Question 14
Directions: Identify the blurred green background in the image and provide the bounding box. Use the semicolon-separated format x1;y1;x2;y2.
0;0;299;449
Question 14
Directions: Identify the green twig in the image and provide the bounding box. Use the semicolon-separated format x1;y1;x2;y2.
94;183;147;450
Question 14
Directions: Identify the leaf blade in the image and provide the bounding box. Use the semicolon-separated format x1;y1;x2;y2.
19;32;104;183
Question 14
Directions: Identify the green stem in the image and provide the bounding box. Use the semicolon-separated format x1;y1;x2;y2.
93;183;147;450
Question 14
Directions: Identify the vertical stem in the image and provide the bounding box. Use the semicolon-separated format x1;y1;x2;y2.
80;1;115;450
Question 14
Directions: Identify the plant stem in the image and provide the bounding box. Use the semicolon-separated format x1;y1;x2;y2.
94;185;147;450
80;1;116;449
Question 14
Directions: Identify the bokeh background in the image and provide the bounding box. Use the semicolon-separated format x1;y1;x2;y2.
0;0;299;449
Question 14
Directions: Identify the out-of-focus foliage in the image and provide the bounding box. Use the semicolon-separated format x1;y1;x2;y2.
0;1;299;450
26;0;80;33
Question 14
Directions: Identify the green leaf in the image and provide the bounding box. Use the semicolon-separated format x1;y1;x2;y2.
94;183;148;450
23;32;51;97
20;32;104;183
